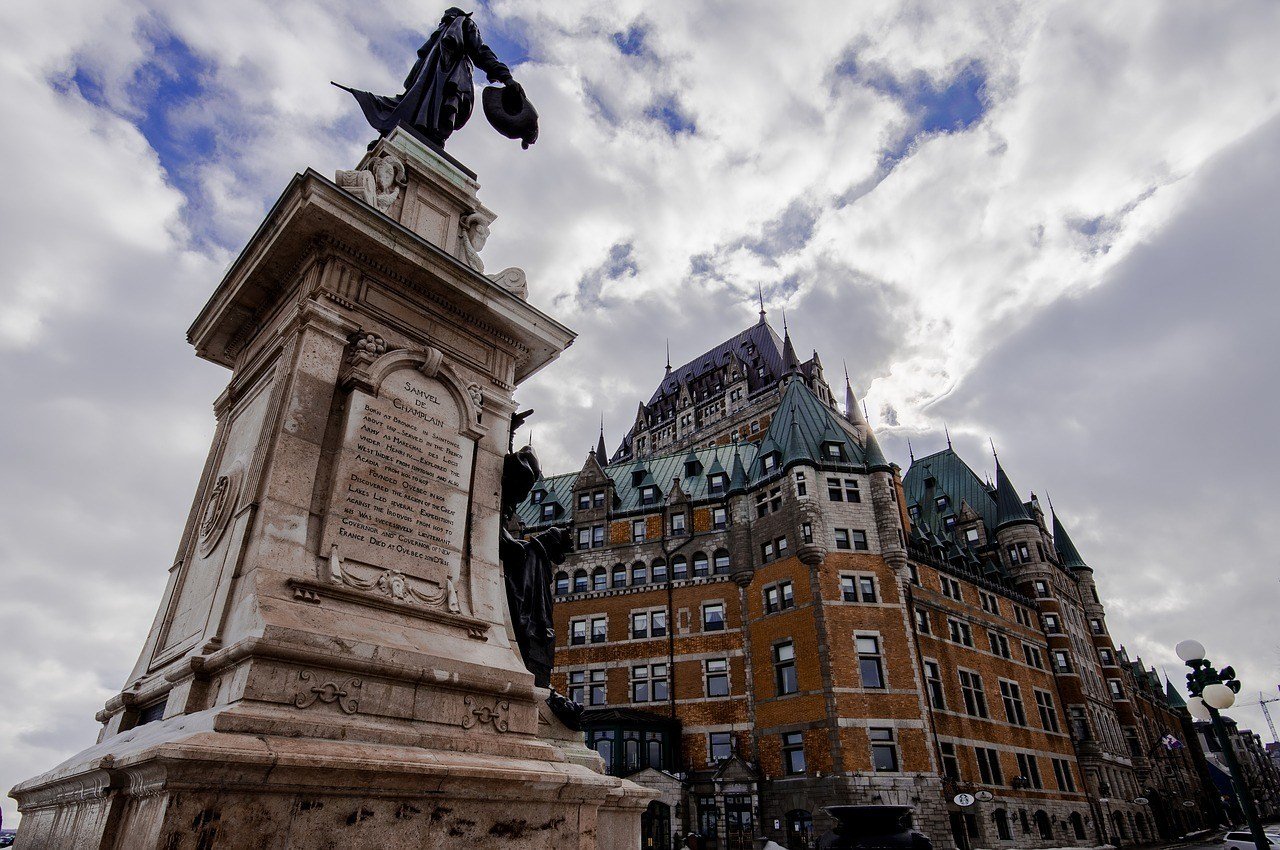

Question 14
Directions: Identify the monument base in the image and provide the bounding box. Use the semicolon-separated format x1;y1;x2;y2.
13;700;652;849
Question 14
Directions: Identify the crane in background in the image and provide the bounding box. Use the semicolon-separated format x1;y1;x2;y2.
1232;690;1280;744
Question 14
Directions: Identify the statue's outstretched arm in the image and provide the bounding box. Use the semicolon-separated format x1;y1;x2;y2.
465;19;513;84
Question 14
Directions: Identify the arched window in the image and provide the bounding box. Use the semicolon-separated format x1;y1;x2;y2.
713;549;730;574
591;566;607;592
1034;810;1052;840
651;558;668;583
993;809;1012;841
1069;812;1086;840
573;569;588;594
692;552;709;577
1111;811;1127;839
631;561;648;585
554;571;569;596
671;555;688;580
612;563;627;588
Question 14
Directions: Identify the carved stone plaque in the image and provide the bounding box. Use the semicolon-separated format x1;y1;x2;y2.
323;369;474;588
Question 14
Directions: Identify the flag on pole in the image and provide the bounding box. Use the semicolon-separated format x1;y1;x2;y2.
1161;734;1184;750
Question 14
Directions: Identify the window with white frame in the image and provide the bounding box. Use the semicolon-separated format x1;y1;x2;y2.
632;519;646;542
914;608;931;634
630;664;668;702
591;616;607;643
857;635;885;689
705;658;729;697
703;602;725;631
570;619;587;645
774;641;798;695
869;727;898;771
940;576;963;600
764;581;795;614
795;470;808;497
710;731;733;761
712;506;727;529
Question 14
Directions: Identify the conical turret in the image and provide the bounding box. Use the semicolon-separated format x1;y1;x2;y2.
1052;510;1089;570
993;461;1033;529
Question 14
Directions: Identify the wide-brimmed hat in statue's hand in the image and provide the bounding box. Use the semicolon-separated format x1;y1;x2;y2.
483;81;539;149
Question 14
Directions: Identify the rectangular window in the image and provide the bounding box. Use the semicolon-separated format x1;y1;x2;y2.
844;479;861;502
770;488;782;512
849;529;868;550
775;535;788;557
802;522;813;543
571;620;587;645
1017;542;1031;562
585;668;606;705
591;617;607;644
706;658;729;697
651;609;667;637
1033;579;1050;597
1035;690;1060;732
631;664;668;703
1069;707;1089;740
541;504;554;521
980;591;1000;615
914;608;931;634
671;512;687;535
640;486;659;505
631;612;649;639
577;527;591;549
1014;605;1031;627
1017;753;1043;789
827;477;843;501
948;619;973;647
569;670;586;704
1099;648;1115;666
1108;679;1124;700
708;473;727;495
764;585;780;614
1023;643;1044;669
1043;613;1061;633
858;576;877;602
795;471;808;497
631;665;648;702
703;602;725;631
825;442;844;461
988;631;1011;659
632;519;646;542
857;636;885;689
869;727;898;771
834;528;851;550
1090;618;1105;634
710;731;733;761
975;746;1003;785
592;524;605;547
712;507;727;529
761;453;777;472
940;576;963;601
908;564;920;586
960;670;988;718
760;540;775;562
774;641;798;695
652;560;668;583
1053;650;1072;673
965;527;980;545
1052;757;1076;792
940;742;961;781
924;660;946;709
782;731;806;775
578;493;591;510
1000;680;1028;726
755;490;769;518
593;490;605;508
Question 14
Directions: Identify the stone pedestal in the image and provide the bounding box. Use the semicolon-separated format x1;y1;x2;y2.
10;128;653;848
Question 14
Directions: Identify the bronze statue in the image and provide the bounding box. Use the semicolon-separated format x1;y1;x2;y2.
335;7;537;149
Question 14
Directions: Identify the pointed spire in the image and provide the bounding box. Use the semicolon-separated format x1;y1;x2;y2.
863;427;890;470
944;423;952;449
907;438;915;463
781;311;800;376
993;457;1033;529
665;339;671;373
843;363;867;427
728;443;750;494
1164;678;1188;709
757;283;767;323
596;416;608;466
1052;509;1089;570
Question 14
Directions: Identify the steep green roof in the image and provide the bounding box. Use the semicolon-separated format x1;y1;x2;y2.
516;443;759;527
752;378;877;477
904;447;999;530
993;462;1033;529
1165;679;1188;709
1052;511;1089;570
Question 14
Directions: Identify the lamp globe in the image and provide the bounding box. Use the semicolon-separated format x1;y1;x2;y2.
1186;696;1212;721
1202;683;1236;710
1175;640;1206;662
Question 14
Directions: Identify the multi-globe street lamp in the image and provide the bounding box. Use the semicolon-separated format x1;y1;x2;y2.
1176;639;1269;850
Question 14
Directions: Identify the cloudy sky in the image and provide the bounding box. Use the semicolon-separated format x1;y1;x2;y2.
3;0;1279;823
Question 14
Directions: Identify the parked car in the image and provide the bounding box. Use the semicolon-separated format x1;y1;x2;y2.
0;833;16;848
1223;830;1280;849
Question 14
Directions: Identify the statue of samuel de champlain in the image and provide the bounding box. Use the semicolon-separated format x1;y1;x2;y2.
335;6;539;150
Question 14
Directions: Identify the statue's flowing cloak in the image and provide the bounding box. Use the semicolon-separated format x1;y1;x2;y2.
347;12;512;141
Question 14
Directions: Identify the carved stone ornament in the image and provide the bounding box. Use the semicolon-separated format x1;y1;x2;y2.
460;212;490;272
466;382;484;411
326;546;460;613
487;266;528;300
294;670;362;714
347;330;387;366
461;695;510;733
335;152;407;213
197;463;242;556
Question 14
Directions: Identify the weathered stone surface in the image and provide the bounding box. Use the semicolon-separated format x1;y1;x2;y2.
11;136;649;847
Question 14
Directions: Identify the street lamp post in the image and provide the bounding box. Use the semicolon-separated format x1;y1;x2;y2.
1176;639;1269;850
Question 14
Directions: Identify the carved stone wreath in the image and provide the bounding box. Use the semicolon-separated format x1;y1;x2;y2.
197;463;242;556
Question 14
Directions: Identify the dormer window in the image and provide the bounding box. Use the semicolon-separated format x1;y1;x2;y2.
639;485;659;505
823;442;845;461
908;505;920;521
531;489;545;504
708;473;727;495
577;493;591;510
541;504;555;521
685;458;702;478
593;491;606;509
935;496;948;511
761;453;779;473
632;469;647;487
